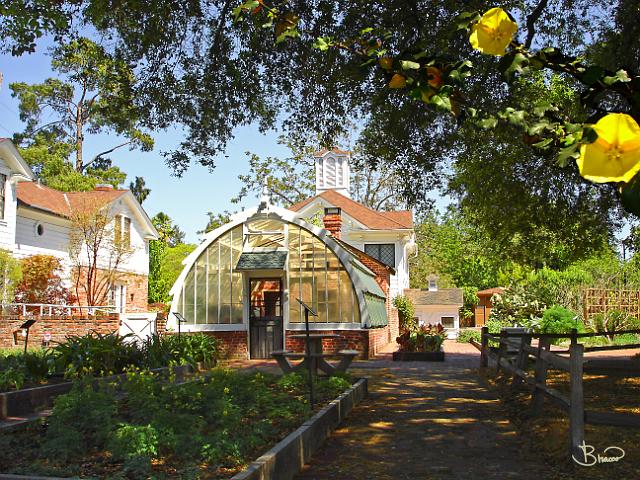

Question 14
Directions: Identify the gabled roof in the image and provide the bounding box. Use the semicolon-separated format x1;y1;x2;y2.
17;182;158;239
313;147;351;157
0;138;36;179
17;182;126;217
404;288;463;306
288;190;413;230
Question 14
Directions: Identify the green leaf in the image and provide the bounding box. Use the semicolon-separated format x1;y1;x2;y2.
582;126;598;144
400;60;420;70
557;144;579;167
478;117;498;129
603;69;631;86
313;37;330;51
429;93;452;112
528;121;550;136
532;138;553;149
503;53;529;80
620;176;640;217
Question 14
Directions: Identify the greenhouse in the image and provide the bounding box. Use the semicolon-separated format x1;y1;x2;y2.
168;203;389;359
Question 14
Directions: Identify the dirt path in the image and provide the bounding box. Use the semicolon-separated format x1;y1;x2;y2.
295;344;542;480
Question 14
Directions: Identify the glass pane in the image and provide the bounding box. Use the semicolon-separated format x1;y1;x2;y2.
231;227;244;323
195;256;207;324
183;269;195;324
299;228;314;312
219;230;232;323
339;270;353;323
288;226;301;323
313;238;327;323
207;241;219;324
327;250;340;323
246;218;285;248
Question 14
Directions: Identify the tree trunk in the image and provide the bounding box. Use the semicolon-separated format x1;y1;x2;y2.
75;101;84;171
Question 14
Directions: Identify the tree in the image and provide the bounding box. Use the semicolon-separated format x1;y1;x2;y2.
10;37;152;190
199;211;233;236
68;197;134;306
3;1;638;217
0;249;22;305
233;136;410;211
14;254;74;305
129;176;150;205
148;239;169;304
151;212;185;247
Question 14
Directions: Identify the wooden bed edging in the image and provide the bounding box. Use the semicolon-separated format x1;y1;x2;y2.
230;377;369;480
0;364;192;420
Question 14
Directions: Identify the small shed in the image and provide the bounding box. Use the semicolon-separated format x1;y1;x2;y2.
404;285;463;339
474;287;505;326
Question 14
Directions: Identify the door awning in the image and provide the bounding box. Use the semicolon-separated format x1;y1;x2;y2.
235;251;288;271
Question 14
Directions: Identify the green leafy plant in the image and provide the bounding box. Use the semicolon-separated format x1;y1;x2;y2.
396;324;446;352
589;310;640;340
539;305;583;334
457;329;481;344
393;295;416;333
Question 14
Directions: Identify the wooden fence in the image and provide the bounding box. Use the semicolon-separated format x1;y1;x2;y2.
583;288;640;320
479;327;640;460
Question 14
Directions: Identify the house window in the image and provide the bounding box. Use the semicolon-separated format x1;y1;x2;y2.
0;174;6;220
114;215;131;247
364;243;395;268
441;316;455;328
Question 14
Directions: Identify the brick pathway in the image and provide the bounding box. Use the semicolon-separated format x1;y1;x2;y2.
294;342;543;480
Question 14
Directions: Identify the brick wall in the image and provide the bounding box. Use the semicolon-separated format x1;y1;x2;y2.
0;314;120;348
73;267;149;312
203;331;248;359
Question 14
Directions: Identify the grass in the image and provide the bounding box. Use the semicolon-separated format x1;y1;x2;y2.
0;369;353;479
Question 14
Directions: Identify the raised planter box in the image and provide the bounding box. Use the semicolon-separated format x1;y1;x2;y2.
392;351;445;361
0;364;192;420
231;378;368;480
0;377;368;480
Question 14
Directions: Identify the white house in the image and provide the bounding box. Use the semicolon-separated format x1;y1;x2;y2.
404;277;463;339
0;138;157;312
288;148;415;300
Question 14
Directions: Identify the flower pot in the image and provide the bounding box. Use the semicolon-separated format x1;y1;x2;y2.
392;351;445;362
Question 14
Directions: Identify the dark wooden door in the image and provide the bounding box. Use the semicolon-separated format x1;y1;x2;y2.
249;279;283;359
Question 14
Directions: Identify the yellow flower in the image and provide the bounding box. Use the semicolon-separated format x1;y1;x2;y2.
469;8;518;56
577;113;640;184
388;74;406;89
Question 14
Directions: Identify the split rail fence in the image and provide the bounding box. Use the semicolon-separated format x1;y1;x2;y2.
479;327;640;460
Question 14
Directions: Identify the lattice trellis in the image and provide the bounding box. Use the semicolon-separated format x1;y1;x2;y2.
582;288;640;320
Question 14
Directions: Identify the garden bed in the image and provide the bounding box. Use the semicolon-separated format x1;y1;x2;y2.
392;351;444;361
0;369;359;479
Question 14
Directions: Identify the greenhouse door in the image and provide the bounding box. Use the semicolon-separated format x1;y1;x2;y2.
249;278;284;359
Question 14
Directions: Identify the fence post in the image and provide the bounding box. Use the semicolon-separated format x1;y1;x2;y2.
531;337;551;415
480;326;489;368
496;330;507;373
569;342;585;460
512;333;531;388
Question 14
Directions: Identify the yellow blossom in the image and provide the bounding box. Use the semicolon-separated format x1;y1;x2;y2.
469;8;518;56
388;74;406;89
577;113;640;184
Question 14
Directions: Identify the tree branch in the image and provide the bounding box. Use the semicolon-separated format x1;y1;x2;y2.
525;0;550;49
81;140;133;171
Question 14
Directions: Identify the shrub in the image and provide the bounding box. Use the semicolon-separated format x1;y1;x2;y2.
457;329;481;343
108;424;159;461
393;295;416;333
589;310;640;340
539;305;583;335
489;285;545;330
143;333;219;368
14;254;75;306
44;382;117;461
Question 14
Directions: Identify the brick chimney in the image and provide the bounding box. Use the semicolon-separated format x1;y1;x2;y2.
323;207;342;239
94;184;114;192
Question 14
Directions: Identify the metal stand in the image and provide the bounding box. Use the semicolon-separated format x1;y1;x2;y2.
172;312;187;339
19;320;36;354
297;298;318;409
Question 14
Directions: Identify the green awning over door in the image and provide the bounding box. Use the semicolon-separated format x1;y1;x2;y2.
235;251;288;270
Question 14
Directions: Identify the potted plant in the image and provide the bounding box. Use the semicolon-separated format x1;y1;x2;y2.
393;324;446;361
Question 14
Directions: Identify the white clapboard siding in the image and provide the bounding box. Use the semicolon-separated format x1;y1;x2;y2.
0;163;18;251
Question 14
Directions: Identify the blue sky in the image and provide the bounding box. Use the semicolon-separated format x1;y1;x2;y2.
0;45;293;244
